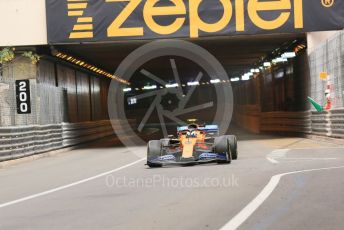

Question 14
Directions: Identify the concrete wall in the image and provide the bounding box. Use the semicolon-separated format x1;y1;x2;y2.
308;31;344;109
0;0;47;46
0;57;39;126
48;61;109;124
0;55;110;127
307;31;340;54
232;51;310;133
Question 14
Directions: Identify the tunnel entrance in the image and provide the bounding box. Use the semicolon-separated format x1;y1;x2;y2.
42;33;309;138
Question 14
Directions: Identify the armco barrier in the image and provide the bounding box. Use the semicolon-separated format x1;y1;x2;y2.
0;124;63;162
233;105;311;134
311;109;344;138
260;111;311;133
0;120;135;162
62;120;134;147
62;120;114;147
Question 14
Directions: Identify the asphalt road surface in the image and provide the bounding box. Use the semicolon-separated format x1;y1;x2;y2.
0;129;344;230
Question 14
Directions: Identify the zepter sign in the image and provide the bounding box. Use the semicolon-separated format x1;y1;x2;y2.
107;0;304;37
46;0;344;43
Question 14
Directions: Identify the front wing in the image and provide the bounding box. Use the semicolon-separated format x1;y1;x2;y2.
147;150;228;166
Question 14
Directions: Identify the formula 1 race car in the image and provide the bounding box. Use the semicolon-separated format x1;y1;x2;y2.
147;124;238;167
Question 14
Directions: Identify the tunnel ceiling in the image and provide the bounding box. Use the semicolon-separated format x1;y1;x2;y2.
55;33;306;79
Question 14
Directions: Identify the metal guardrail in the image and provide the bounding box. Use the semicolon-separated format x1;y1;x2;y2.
311;109;344;138
62;120;113;147
2;109;343;162
234;105;311;134
260;111;312;133
0;124;63;162
0;120;135;162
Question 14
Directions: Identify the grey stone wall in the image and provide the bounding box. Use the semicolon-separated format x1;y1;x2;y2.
0;57;38;126
309;31;344;109
0;56;110;127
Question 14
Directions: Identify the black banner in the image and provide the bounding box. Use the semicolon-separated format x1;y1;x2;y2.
46;0;344;44
15;80;31;114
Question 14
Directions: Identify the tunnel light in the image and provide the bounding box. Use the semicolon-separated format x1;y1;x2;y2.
272;57;288;64
128;97;137;105
187;81;200;86
231;77;240;82
123;88;132;92
210;79;221;84
166;83;179;88
143;85;157;90
281;52;296;59
263;62;271;67
52;50;130;85
242;75;250;81
242;72;252;81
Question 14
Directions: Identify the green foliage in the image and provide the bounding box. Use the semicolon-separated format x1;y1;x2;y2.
0;47;15;64
0;48;40;68
22;51;40;64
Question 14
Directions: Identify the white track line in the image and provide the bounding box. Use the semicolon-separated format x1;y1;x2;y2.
0;158;146;209
284;147;344;150
219;165;344;230
266;149;290;164
266;157;279;164
283;157;337;160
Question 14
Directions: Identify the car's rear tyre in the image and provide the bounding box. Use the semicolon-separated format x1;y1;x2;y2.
225;135;238;160
214;136;231;164
147;140;163;168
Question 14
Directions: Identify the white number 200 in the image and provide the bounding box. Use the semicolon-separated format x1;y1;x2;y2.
18;81;28;113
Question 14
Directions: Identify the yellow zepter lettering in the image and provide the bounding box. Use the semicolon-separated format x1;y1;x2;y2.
106;0;143;37
143;0;186;35
248;0;303;30
68;0;93;39
189;0;233;38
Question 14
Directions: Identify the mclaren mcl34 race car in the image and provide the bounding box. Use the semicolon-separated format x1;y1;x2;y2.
147;124;238;167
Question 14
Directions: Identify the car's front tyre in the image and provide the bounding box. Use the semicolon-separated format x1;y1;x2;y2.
147;140;163;168
225;135;238;160
214;136;231;164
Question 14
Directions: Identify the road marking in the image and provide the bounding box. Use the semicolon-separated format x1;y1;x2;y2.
266;157;279;164
219;165;344;230
0;158;146;209
283;147;344;150
266;149;290;164
266;148;338;164
283;157;337;160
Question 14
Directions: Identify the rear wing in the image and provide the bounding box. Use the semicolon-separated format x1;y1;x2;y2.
177;125;219;134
